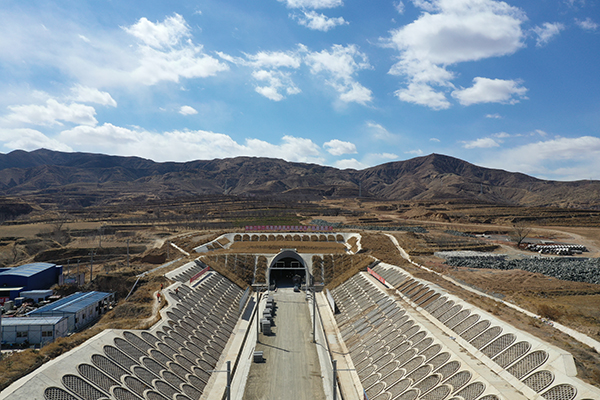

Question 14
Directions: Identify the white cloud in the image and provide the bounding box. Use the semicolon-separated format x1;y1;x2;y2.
334;158;367;170
179;105;198;115
405;149;423;155
532;22;565;47
462;137;501;148
278;0;343;9
0;128;73;152
123;14;190;49
394;1;405;14
252;70;301;101
366;121;396;141
305;44;372;104
452;77;528;106
323;139;357;155
429;137;440;142
5;99;98;126
129;42;229;86
395;83;450;110
492;132;511;138
576;17;598;31
486;113;503;119
292;11;348;31
69;85;117;107
54;124;325;163
485;136;600;180
385;0;526;109
244;50;303;69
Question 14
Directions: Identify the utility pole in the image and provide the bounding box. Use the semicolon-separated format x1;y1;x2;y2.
312;286;316;343
126;239;130;269
332;359;338;400
77;259;81;286
89;251;95;282
226;360;231;400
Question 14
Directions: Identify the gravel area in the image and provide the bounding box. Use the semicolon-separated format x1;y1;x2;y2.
444;256;600;285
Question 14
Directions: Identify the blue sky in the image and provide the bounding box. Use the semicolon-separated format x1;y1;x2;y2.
1;0;599;181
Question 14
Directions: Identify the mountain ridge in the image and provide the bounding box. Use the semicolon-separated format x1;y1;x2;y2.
1;149;600;209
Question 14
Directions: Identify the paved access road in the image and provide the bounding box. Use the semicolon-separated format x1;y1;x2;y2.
243;288;326;400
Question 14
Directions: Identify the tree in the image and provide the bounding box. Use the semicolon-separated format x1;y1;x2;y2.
510;221;531;247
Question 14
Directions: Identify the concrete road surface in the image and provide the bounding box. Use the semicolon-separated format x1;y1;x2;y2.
243;288;327;400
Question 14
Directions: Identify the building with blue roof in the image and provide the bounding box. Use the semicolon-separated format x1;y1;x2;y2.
27;291;115;332
0;263;63;305
1;316;68;347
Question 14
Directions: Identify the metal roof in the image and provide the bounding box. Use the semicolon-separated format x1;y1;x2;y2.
28;292;112;315
1;316;66;326
0;263;58;278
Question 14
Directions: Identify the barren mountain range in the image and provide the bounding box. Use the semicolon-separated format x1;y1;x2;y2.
1;148;600;210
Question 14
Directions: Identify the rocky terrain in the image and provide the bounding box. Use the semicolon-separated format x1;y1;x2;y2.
2;149;600;210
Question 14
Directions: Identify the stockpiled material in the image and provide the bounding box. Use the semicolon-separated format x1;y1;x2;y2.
444;256;600;285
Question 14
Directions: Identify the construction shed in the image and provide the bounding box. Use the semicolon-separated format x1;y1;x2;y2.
0;263;63;294
27;291;115;333
1;316;68;347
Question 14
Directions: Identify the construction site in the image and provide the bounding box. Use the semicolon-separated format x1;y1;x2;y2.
2;218;600;400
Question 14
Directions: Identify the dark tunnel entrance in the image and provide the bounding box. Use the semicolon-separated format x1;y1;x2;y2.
268;251;307;290
269;268;306;288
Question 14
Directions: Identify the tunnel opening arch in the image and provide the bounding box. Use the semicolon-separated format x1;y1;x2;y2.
267;249;311;289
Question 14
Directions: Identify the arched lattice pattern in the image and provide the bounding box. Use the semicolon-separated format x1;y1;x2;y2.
438;305;463;323
123;375;151;397
124;332;155;352
377;361;398;377
523;370;554;393
387;378;412;397
481;334;516;358
414;337;434;354
421;344;441;361
542;384;577;400
362;373;381;390
402;356;425;375
371;392;392;400
454;381;485;400
429;352;451;370
395;388;419;400
182;383;202;399
420;384;452;400
444;309;470;329
44;387;79;400
470;326;503;349
452;314;480;335
78;364;119;393
414;374;441;394
145;390;169;400
507;350;549;379
406;364;432;384
460;320;491;341
436;361;461;380
91;354;129;382
383;369;406;387
365;381;386;399
443;370;472;392
62;374;106;400
478;396;500;400
493;341;532;368
132;365;157;386
431;301;456;319
115;337;146;361
112;387;142;400
155;380;181;398
104;345;138;370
